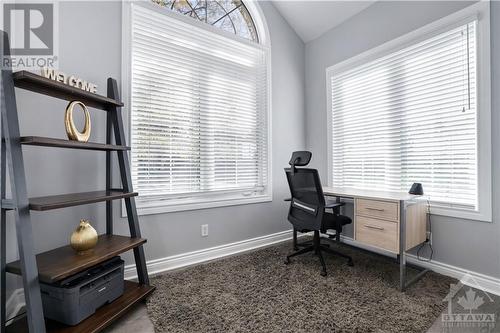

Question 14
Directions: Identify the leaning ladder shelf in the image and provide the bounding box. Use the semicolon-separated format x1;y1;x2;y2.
0;32;154;333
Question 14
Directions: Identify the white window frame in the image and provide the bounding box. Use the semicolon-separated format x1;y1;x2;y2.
121;0;272;216
326;1;491;222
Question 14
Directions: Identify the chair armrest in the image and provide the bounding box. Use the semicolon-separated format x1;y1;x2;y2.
325;202;345;209
284;198;292;202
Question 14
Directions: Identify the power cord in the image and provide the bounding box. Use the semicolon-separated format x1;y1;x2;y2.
417;198;433;262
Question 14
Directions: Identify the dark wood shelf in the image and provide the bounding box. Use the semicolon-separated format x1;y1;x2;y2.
21;136;130;151
6;235;146;283
12;71;123;111
6;280;155;333
29;190;138;211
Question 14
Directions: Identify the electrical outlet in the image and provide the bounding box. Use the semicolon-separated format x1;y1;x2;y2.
426;231;432;245
201;224;208;237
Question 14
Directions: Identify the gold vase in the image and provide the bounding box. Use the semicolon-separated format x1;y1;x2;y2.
70;219;98;254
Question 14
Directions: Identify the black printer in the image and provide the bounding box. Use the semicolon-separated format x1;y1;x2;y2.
40;256;124;326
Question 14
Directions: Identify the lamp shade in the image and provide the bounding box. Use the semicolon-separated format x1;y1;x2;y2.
409;183;424;195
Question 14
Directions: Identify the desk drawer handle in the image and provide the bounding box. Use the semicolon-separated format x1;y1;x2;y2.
366;207;385;212
364;224;385;231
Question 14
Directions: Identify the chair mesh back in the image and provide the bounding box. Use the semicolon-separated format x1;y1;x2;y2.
284;168;325;231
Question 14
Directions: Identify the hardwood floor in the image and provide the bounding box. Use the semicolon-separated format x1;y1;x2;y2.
103;303;154;333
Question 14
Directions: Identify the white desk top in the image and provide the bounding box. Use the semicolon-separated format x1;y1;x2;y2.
322;187;421;202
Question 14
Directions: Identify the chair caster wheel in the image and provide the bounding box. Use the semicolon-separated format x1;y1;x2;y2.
284;258;290;265
320;270;327;277
348;260;354;267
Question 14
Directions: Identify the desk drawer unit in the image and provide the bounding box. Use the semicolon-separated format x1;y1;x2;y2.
355;216;398;253
356;198;399;221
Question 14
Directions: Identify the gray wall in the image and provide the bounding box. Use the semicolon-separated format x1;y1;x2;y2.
5;1;305;297
305;1;500;278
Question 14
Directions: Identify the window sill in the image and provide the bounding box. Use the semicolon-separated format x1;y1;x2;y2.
124;194;273;217
429;206;492;223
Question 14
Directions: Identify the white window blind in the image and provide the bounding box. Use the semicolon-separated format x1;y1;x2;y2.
130;4;269;210
329;21;477;210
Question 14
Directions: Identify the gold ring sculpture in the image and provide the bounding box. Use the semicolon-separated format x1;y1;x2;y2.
65;101;91;142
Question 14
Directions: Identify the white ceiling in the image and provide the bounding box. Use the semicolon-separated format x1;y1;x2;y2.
271;1;376;43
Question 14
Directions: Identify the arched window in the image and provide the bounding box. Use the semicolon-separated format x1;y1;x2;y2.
124;0;270;215
152;0;258;42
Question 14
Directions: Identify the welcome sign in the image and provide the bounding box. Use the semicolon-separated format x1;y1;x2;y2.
41;67;98;93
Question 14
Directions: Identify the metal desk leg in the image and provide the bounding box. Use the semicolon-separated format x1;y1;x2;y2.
399;200;406;291
399;200;430;291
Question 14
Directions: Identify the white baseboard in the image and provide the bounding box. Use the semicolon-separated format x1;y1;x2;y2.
338;236;500;296
124;229;296;280
6;229;500;321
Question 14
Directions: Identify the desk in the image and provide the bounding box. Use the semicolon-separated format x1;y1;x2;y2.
322;187;428;291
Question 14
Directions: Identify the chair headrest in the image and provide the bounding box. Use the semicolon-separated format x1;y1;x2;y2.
289;151;312;167
288;151;312;175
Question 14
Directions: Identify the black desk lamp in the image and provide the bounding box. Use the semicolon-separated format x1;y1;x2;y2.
409;183;424;195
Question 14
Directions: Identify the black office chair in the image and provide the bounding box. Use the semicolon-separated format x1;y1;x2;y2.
284;151;353;276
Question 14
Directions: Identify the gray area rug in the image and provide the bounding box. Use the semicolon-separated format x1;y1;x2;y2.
146;239;456;332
